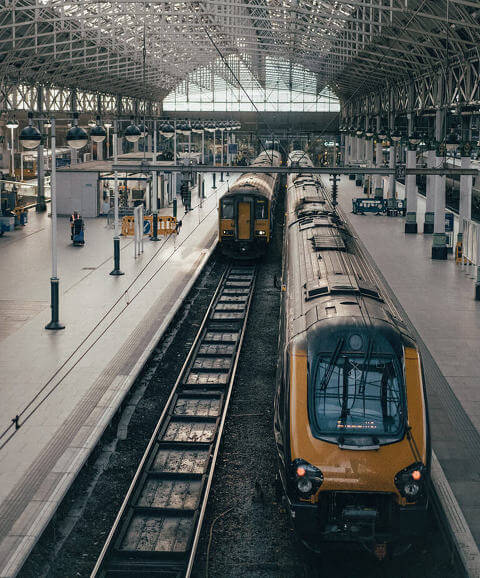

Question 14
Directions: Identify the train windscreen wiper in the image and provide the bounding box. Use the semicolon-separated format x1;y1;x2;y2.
319;337;345;391
359;337;373;395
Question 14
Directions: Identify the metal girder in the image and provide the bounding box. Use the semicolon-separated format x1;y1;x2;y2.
110;163;479;177
0;0;477;120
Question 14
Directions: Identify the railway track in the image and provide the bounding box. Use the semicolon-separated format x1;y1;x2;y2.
92;263;257;578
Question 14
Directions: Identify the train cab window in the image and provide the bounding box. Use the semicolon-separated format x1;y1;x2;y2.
221;199;234;219
308;339;405;444
255;199;267;219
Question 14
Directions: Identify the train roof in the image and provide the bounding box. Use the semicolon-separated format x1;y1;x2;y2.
285;152;409;343
225;149;282;199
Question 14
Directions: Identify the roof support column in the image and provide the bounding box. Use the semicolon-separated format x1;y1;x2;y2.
432;148;447;260
424;148;435;234
405;145;418;233
351;131;357;164
458;145;472;252
374;111;383;198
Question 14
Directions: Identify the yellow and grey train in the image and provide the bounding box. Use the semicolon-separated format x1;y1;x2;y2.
274;151;430;557
219;149;282;258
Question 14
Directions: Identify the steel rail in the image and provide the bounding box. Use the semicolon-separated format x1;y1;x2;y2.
92;263;257;578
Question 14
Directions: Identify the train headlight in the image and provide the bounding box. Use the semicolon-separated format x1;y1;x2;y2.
394;463;426;502
291;459;323;498
297;477;313;494
255;230;267;236
404;482;420;498
222;230;234;235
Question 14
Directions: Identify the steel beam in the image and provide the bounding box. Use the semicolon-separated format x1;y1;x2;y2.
111;163;479;177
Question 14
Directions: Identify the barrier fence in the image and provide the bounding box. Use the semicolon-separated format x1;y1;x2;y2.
121;214;178;237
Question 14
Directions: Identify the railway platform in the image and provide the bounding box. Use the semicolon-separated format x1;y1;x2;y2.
0;173;235;577
338;176;480;577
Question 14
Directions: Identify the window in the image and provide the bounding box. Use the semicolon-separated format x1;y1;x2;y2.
222;199;234;219
309;339;405;441
163;56;340;113
255;199;267;219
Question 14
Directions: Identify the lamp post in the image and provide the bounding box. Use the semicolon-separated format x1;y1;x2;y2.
6;117;19;178
110;117;140;275
104;121;112;159
159;121;175;203
20;114;64;329
110;120;123;275
44;118;64;329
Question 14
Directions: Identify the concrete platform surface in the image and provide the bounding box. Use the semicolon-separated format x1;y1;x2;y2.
0;172;236;577
340;177;480;577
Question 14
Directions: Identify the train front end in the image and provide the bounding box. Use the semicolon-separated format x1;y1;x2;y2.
219;188;271;258
278;319;430;557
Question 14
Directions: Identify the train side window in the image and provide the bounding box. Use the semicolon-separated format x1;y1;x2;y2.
222;199;234;219
255;199;267;219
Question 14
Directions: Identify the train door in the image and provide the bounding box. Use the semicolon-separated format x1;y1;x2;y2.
237;201;251;239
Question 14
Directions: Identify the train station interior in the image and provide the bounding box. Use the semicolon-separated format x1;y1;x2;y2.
1;1;480;577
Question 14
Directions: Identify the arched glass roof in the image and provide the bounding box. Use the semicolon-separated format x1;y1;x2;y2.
1;1;478;105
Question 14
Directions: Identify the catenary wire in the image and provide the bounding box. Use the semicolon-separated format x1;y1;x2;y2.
0;182;224;451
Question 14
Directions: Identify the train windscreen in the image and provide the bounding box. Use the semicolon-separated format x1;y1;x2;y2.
255;199;267;219
308;337;405;442
221;198;234;219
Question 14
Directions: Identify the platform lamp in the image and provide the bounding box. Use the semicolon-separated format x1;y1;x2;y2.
66;112;88;166
89;116;107;161
377;128;388;142
446;127;461;156
20;113;66;329
390;129;402;143
408;132;421;149
125;116;141;146
6;116;19;178
390;128;402;162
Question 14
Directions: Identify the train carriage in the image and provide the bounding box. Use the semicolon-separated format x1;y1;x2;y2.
275;151;430;558
219;149;282;258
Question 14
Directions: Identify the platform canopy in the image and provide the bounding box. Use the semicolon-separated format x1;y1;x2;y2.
0;1;477;103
